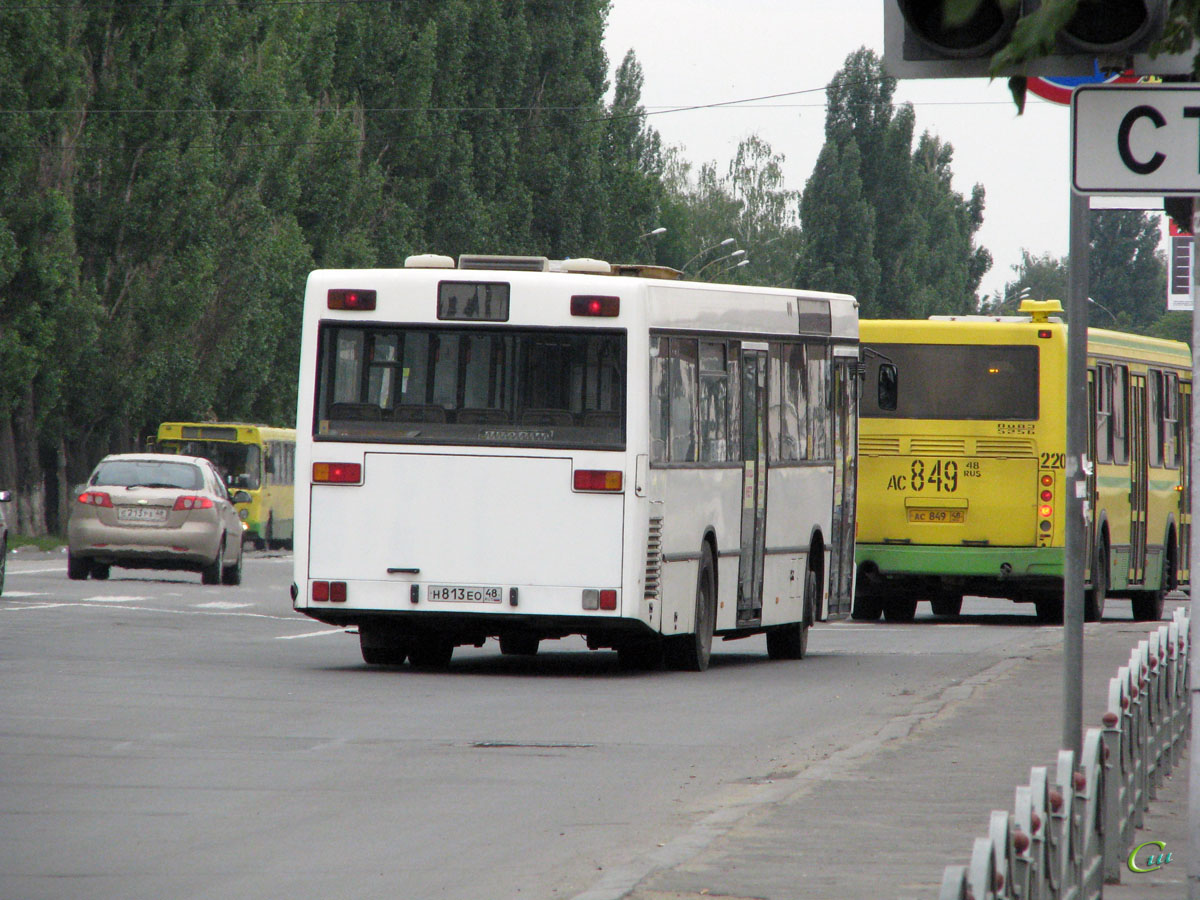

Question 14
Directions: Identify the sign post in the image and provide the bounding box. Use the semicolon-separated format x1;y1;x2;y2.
1073;82;1200;900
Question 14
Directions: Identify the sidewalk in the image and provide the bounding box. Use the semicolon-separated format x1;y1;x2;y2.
619;605;1191;900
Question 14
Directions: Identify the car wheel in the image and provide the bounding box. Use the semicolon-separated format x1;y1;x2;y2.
68;551;90;580
91;563;110;580
221;540;243;586
201;540;223;585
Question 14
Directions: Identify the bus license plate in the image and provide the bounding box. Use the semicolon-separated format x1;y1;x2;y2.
907;509;965;524
427;584;503;603
116;506;168;524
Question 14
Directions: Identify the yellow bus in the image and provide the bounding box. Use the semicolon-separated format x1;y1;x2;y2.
153;422;296;550
855;299;1191;624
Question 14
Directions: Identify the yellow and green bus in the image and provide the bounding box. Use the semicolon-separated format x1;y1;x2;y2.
856;299;1191;623
154;422;296;550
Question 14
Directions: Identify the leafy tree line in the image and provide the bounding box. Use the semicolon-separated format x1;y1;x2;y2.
0;10;991;534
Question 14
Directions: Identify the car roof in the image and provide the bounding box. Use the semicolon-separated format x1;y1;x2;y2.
96;453;209;466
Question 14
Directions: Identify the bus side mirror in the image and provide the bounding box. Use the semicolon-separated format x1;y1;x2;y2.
877;363;898;412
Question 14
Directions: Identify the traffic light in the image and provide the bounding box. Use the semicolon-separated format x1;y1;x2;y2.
883;0;1192;79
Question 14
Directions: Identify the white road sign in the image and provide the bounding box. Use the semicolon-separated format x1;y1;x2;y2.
1072;85;1200;195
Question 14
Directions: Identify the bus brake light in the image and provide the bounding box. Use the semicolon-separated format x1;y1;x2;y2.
574;470;623;491
1040;474;1053;487
1039;505;1053;518
571;295;619;317
328;288;377;311
1040;490;1052;502
313;462;363;484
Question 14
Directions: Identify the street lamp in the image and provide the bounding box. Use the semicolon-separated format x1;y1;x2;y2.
696;248;746;278
1088;297;1118;325
638;227;667;239
682;238;735;273
705;258;750;281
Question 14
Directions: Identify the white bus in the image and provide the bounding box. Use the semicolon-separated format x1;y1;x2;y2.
291;254;864;671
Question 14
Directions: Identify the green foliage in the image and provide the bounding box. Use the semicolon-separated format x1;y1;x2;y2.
799;48;991;318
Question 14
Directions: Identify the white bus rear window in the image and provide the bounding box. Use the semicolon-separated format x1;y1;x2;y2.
314;325;626;448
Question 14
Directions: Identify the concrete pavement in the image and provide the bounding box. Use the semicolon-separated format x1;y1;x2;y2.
594;600;1191;900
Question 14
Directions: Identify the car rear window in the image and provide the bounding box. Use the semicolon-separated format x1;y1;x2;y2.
92;460;204;490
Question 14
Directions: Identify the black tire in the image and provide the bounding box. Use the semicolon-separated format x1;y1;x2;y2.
67;552;90;581
767;567;814;660
664;543;716;671
201;540;223;585
851;593;883;621
360;629;409;666
91;563;110;580
1084;543;1108;622
929;593;963;617
265;515;275;551
1131;551;1169;622
499;634;540;656
1034;594;1063;624
222;539;243;586
409;636;454;669
883;599;918;622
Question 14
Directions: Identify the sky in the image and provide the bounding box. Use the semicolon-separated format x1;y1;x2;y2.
603;0;1133;304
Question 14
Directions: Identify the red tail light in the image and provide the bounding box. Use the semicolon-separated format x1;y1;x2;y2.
1039;505;1053;518
328;288;377;311
312;581;346;603
573;470;623;492
1041;474;1053;487
77;491;113;508
1040;490;1053;502
571;295;619;317
173;495;214;511
313;462;363;484
312;581;329;602
599;590;617;610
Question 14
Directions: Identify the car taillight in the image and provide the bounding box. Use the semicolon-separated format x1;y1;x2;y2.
328;288;376;311
313;462;362;484
173;496;214;511
77;491;113;508
573;470;623;492
570;295;619;317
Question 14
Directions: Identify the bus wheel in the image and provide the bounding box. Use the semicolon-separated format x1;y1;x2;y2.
665;544;716;671
91;563;110;580
929;593;963;618
1131;554;1168;622
360;629;409;666
851;591;883;621
409;636;454;669
883;599;917;622
617;640;663;671
1084;543;1108;623
1033;593;1063;624
767;567;814;660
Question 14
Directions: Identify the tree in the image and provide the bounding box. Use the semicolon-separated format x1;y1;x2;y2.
1088;210;1166;331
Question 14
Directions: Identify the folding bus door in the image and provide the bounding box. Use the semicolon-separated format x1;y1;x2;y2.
1129;374;1148;585
737;347;767;627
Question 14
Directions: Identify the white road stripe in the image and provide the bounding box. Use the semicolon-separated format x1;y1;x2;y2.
276;628;347;640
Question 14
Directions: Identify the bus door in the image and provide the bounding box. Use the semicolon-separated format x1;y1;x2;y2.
1180;383;1192;583
1129;374;1148;584
827;355;859;617
1085;371;1097;571
737;347;767;626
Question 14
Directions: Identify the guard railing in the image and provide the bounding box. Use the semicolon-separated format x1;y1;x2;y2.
938;607;1191;900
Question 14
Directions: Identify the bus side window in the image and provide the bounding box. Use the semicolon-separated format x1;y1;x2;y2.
649;337;669;463
1164;372;1179;468
1113;365;1129;464
1095;364;1112;464
877;363;898;412
1149;370;1164;467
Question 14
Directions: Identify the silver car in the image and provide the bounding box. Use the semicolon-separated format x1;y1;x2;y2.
67;453;248;584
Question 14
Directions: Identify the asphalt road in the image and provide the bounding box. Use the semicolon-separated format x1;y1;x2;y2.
0;549;1159;900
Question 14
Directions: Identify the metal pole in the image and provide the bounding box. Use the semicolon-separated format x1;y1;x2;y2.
1188;202;1200;900
1063;189;1089;757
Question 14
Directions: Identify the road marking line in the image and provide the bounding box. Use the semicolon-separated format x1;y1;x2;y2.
194;601;254;610
0;591;48;598
81;595;151;603
276;628;347;640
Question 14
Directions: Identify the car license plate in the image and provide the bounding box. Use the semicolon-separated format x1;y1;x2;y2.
907;508;965;524
427;584;503;603
116;505;169;524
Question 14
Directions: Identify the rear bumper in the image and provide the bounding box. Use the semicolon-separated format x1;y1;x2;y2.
855;544;1064;600
68;519;219;567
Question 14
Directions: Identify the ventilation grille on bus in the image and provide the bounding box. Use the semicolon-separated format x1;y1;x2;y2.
909;438;967;455
974;438;1035;457
457;254;550;272
644;516;664;601
859;437;901;455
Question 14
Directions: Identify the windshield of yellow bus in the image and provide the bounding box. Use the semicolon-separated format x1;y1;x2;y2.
158;440;262;489
861;343;1039;420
